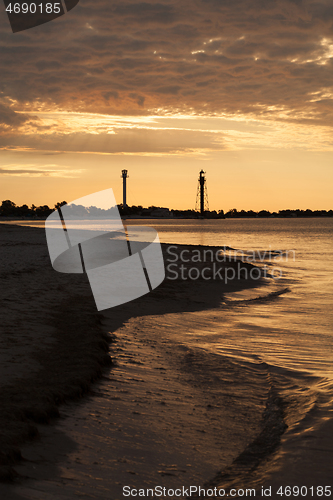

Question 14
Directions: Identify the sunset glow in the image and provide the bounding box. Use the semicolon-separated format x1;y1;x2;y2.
1;0;332;210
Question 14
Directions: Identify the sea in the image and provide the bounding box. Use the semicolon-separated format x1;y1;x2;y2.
3;217;333;497
126;218;333;377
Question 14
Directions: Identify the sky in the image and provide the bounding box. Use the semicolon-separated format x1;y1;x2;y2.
0;0;333;211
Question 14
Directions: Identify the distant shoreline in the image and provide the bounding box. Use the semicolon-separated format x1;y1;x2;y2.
1;215;333;223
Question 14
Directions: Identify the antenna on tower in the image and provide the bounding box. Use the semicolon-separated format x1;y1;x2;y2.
121;170;129;207
195;170;209;215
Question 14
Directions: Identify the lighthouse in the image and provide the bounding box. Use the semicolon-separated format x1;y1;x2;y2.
196;170;209;215
121;169;128;207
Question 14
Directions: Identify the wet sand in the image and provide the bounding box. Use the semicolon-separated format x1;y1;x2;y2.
0;223;266;495
0;311;268;499
2;223;331;499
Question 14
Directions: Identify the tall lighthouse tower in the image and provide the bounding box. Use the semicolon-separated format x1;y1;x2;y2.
121;169;128;207
196;170;209;215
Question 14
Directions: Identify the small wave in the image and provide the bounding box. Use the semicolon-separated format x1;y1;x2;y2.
199;350;333;499
202;365;326;497
223;287;291;306
204;390;287;493
220;248;293;263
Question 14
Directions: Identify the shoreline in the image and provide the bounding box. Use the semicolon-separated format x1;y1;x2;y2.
1;306;332;499
0;224;111;481
0;222;290;497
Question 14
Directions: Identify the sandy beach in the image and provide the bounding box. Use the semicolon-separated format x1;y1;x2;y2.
0;223;112;480
0;223;332;499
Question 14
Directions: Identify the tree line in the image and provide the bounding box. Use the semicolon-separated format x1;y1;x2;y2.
0;200;67;217
0;200;332;218
118;205;333;218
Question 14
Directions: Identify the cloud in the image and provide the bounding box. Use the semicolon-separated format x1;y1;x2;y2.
1;111;332;156
0;0;332;128
0;125;228;155
0;164;83;177
0;102;31;129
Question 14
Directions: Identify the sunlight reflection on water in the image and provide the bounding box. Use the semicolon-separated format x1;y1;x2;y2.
5;217;333;377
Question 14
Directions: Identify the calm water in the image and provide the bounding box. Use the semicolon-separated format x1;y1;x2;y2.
129;219;333;371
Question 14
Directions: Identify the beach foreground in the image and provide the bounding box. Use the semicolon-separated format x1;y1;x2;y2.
0;223;111;481
0;223;332;499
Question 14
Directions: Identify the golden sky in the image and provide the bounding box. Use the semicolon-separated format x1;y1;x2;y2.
1;0;333;211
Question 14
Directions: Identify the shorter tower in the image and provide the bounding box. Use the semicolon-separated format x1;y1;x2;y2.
121;169;128;207
195;170;209;215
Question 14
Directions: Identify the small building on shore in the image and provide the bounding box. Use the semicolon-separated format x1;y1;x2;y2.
149;207;173;218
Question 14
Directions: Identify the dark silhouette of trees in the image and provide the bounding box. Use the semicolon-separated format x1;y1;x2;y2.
54;201;67;210
0;200;67;218
0;200;332;219
0;200;17;216
258;210;271;217
226;208;238;218
35;205;53;217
